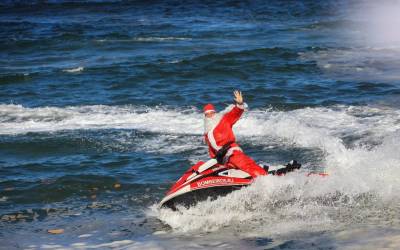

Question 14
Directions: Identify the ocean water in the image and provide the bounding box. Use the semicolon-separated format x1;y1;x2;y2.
1;0;400;249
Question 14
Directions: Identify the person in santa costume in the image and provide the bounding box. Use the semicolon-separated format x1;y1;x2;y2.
203;90;267;177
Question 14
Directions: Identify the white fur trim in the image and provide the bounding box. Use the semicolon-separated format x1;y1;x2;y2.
236;102;248;109
207;129;221;151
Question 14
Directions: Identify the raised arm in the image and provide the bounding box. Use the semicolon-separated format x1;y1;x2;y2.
222;90;246;126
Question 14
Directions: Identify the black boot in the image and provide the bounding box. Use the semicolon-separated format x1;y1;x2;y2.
285;160;301;172
268;160;301;176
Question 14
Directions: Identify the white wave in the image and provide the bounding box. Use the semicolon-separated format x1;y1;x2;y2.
21;240;164;250
62;66;84;73
2;104;400;140
2;103;400;162
168;59;181;64
95;37;191;43
0;104;202;135
134;37;191;42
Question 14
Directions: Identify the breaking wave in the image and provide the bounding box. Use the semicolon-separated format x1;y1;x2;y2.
95;37;192;43
2;103;400;158
0;104;201;135
62;66;84;73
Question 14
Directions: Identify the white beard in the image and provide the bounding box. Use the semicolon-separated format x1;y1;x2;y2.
204;114;222;134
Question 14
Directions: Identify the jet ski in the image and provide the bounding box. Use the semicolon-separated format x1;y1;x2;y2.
159;159;303;210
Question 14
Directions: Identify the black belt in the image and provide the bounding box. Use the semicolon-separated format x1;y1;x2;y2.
215;142;234;164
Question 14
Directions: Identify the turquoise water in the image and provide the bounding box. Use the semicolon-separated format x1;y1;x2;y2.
1;1;400;249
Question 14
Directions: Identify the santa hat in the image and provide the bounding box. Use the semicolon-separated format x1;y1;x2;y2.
203;103;216;114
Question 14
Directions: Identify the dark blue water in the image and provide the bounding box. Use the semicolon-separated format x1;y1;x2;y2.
1;1;400;249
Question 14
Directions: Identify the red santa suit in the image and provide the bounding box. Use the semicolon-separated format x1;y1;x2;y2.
204;103;267;177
